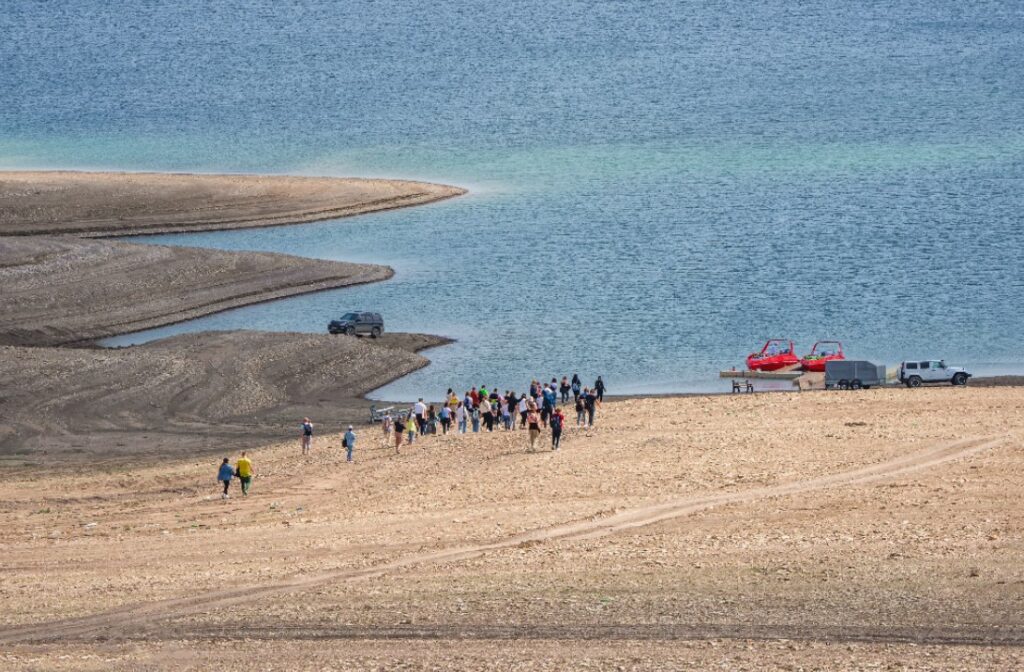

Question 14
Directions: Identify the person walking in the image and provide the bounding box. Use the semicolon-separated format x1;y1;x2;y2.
518;394;529;428
594;376;606;403
456;401;468;433
571;374;582;402
550;407;565;450
427;404;438;435
584;387;597;426
526;408;542;452
500;396;512;430
393;416;406;453
471;404;481;433
217;458;234;499
343;425;356;463
575;392;587;427
381;412;393;447
480;397;494;432
559;377;570;404
406;413;418;445
413;398;428;435
439;404;452;434
300;418;314;455
236;452;254;496
542;385;556;423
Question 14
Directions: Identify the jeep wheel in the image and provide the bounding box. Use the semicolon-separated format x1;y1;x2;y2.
952;372;968;386
850;379;862;390
371;327;381;339
907;376;922;388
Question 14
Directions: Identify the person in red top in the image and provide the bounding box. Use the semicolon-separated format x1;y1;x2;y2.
470;386;480;407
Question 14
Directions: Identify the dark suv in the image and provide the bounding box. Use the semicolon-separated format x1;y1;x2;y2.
328;312;384;337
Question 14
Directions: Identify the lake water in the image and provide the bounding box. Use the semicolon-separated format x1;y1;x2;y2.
4;1;1023;397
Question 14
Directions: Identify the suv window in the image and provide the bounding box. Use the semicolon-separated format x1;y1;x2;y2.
906;362;918;370
341;312;358;320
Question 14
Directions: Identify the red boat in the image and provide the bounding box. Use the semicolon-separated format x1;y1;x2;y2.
746;339;800;371
800;340;845;372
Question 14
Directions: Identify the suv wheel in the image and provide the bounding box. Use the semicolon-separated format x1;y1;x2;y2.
952;372;968;386
345;326;355;336
371;327;381;339
907;376;922;388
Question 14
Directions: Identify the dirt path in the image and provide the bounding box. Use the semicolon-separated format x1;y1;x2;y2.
0;436;1001;646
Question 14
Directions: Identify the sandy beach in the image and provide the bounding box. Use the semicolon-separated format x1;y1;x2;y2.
0;171;465;237
1;387;1022;669
2;170;1023;669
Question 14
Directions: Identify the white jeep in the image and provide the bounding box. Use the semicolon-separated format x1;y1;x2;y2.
899;360;971;387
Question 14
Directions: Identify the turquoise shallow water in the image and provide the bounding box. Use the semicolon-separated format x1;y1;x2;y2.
4;1;1024;396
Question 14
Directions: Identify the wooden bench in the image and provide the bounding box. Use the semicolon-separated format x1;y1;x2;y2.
732;380;754;393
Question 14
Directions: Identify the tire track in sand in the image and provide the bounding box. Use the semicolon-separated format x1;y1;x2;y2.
0;436;1000;645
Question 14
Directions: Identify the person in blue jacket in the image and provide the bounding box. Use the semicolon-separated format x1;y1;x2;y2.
343;425;357;463
217;457;234;499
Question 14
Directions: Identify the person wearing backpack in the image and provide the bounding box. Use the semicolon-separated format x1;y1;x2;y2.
300;417;314;455
550;407;565;450
571;374;582;403
575;392;587;427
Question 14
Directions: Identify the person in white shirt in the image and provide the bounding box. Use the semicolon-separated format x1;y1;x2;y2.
413;398;427;434
517;395;529;428
479;397;493;431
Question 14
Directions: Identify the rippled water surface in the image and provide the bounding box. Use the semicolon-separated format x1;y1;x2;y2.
4;1;1023;396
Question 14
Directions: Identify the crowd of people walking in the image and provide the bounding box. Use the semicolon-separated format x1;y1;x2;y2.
378;373;606;454
217;374;607;496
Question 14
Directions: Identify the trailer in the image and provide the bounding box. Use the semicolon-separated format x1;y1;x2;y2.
825;360;886;390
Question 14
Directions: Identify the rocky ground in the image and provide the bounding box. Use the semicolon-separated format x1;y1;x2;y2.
1;387;1022;669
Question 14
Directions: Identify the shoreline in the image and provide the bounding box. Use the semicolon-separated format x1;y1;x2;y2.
0;169;467;461
0;170;466;237
0;171;466;348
